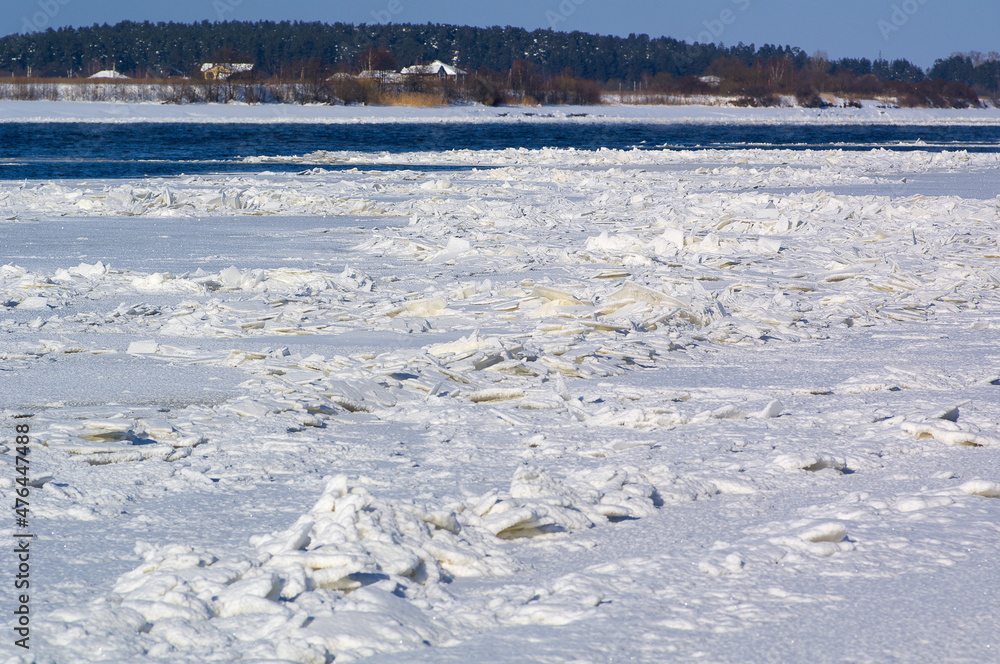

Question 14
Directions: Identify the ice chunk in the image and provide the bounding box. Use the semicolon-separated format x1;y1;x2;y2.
126;340;160;355
468;388;524;403
71;261;108;278
420;179;452;190
429;237;471;263
662;227;685;251
757;399;784;418
958;480;1000;498
403;296;448;316
773;453;845;472
901;422;997;447
17;296;50;309
698;552;745;577
214;574;286;618
795;521;848;543
930;402;966;422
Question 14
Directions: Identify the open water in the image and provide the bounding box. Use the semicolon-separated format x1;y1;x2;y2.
1;121;999;179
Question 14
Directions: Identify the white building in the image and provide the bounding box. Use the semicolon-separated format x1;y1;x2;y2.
88;70;128;79
400;60;467;80
358;70;404;84
200;63;254;81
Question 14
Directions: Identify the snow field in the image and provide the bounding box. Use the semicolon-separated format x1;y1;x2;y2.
2;100;1000;125
1;144;999;662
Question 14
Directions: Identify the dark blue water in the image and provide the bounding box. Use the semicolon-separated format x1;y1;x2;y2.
2;122;999;180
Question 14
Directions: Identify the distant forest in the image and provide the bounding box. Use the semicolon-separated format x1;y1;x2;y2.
0;21;997;107
0;21;821;80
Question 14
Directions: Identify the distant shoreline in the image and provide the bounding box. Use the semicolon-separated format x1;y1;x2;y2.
2;100;1000;126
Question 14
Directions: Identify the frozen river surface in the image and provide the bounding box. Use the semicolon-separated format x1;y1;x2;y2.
1;123;999;663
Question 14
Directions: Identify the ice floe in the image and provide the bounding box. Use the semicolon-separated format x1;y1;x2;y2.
2;142;999;663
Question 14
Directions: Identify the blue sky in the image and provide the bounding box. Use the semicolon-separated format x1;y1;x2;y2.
6;0;997;69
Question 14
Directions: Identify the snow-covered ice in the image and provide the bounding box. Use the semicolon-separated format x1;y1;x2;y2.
2;100;1000;125
1;134;999;662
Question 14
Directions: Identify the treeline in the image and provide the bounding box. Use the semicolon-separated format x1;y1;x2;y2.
631;54;983;109
0;20;782;81
0;21;996;108
0;71;601;107
929;54;1000;94
0;20;931;85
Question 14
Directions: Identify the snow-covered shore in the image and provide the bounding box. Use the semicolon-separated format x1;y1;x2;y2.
1;142;999;662
2;99;1000;125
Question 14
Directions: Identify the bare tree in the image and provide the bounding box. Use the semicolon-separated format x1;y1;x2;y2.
358;47;397;93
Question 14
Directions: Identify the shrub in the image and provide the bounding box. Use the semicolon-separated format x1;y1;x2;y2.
733;87;780;107
468;75;505;106
795;85;827;108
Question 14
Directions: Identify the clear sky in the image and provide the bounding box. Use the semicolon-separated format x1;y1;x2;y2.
6;0;997;69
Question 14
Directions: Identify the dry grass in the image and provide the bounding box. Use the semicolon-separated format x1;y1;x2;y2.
4;76;165;84
610;91;736;106
380;91;447;107
614;92;683;105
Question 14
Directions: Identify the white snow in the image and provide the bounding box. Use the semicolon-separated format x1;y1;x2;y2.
2;100;1000;125
1;129;999;663
86;70;128;80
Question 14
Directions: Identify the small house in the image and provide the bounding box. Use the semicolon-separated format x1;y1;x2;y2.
200;63;254;81
88;70;128;79
400;60;467;81
358;69;403;84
